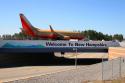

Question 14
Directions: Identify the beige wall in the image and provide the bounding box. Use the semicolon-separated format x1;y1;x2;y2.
108;47;125;60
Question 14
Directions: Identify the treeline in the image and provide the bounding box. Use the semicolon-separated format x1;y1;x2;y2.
81;30;123;41
0;30;124;41
1;32;37;40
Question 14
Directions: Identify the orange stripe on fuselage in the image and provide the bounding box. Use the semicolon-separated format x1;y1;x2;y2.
38;29;79;33
37;29;84;39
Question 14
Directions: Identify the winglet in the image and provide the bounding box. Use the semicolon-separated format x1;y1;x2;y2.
49;25;54;32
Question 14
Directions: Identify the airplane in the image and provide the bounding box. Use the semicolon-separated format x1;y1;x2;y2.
20;13;84;40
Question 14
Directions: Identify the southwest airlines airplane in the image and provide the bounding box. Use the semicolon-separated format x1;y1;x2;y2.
20;13;84;40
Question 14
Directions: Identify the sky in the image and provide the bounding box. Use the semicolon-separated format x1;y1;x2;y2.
0;0;125;37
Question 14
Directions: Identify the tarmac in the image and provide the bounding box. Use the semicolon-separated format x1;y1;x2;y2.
0;66;76;82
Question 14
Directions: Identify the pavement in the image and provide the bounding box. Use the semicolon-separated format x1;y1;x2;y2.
0;66;76;81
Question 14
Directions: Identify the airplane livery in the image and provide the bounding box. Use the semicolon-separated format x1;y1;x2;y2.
20;14;84;40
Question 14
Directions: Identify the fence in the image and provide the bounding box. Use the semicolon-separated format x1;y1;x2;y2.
102;57;125;80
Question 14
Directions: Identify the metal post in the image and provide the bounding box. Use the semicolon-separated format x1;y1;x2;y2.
119;57;121;79
73;48;78;69
102;55;104;80
75;48;77;69
111;59;113;80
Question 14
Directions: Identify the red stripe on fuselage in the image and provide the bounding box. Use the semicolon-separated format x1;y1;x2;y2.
38;34;84;40
70;36;84;40
37;34;57;39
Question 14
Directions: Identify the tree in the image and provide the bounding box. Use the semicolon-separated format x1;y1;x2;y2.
113;34;123;42
81;30;123;41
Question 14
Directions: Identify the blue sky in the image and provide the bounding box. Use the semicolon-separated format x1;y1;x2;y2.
0;0;125;37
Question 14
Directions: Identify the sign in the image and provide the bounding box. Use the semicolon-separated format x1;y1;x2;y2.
0;40;120;48
45;41;107;47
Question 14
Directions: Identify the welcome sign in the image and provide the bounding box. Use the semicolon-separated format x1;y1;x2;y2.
45;41;107;47
0;40;120;48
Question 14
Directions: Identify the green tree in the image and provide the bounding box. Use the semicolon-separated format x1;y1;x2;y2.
81;30;123;41
113;34;123;42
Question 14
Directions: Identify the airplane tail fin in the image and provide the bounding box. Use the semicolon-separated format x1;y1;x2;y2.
20;13;35;37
